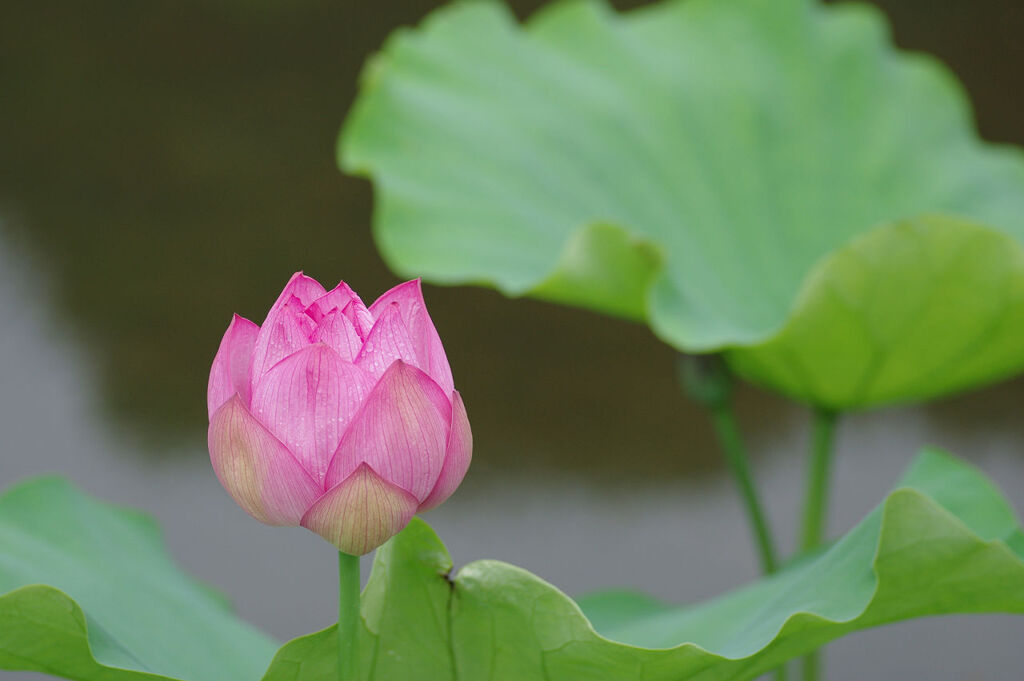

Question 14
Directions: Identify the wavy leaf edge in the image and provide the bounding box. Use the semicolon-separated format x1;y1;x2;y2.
0;583;180;681
261;448;1024;680
339;0;1024;407
0;475;279;681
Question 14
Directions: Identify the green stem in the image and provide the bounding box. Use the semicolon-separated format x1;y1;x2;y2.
676;354;779;575
709;404;787;681
799;408;839;681
338;551;361;681
800;408;838;553
677;355;784;680
709;405;779;575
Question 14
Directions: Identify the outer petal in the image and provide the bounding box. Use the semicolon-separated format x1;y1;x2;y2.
369;280;454;394
208;395;320;526
207;314;259;417
251;344;375;484
313;308;363;362
419;390;472;512
300;463;418;555
354;302;421;380
326;361;450;503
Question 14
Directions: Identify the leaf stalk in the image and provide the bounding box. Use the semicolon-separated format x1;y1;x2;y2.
799;407;840;681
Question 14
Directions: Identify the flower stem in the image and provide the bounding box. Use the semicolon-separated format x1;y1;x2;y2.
338;551;361;681
799;407;839;681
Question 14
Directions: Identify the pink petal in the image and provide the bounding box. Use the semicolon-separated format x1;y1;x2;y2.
208;395;320;526
369;280;454;394
326;361;450;503
268;272;327;313
249;295;316;386
208;314;259;417
248;273;327;384
305;281;361;323
354;302;421;380
313;308;363;362
301;463;418;555
341;299;375;340
419;390;472;512
251;344;375;484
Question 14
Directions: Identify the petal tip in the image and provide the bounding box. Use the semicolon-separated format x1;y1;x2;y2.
301;464;418;555
208;316;260;418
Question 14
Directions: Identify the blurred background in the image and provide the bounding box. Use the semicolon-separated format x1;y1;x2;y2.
1;1;1023;679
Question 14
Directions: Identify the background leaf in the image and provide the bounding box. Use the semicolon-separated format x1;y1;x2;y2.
727;216;1024;408
0;477;277;681
263;449;1024;681
340;0;1024;407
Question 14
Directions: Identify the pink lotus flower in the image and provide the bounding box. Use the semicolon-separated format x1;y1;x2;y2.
207;273;471;555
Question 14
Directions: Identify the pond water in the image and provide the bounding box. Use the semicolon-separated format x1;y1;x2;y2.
2;1;1023;679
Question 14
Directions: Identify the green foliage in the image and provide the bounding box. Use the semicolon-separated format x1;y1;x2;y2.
0;477;277;681
576;450;1024;651
258;519;454;681
4;453;1022;681
261;449;1024;681
340;0;1024;408
728;217;1024;408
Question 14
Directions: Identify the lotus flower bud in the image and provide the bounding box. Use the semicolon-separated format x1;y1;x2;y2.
207;273;471;555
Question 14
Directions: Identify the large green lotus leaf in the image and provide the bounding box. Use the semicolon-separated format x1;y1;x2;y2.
339;0;1024;408
0;477;277;681
263;449;1024;681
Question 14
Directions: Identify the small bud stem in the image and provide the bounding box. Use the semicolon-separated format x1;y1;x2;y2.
337;551;361;680
799;407;840;681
